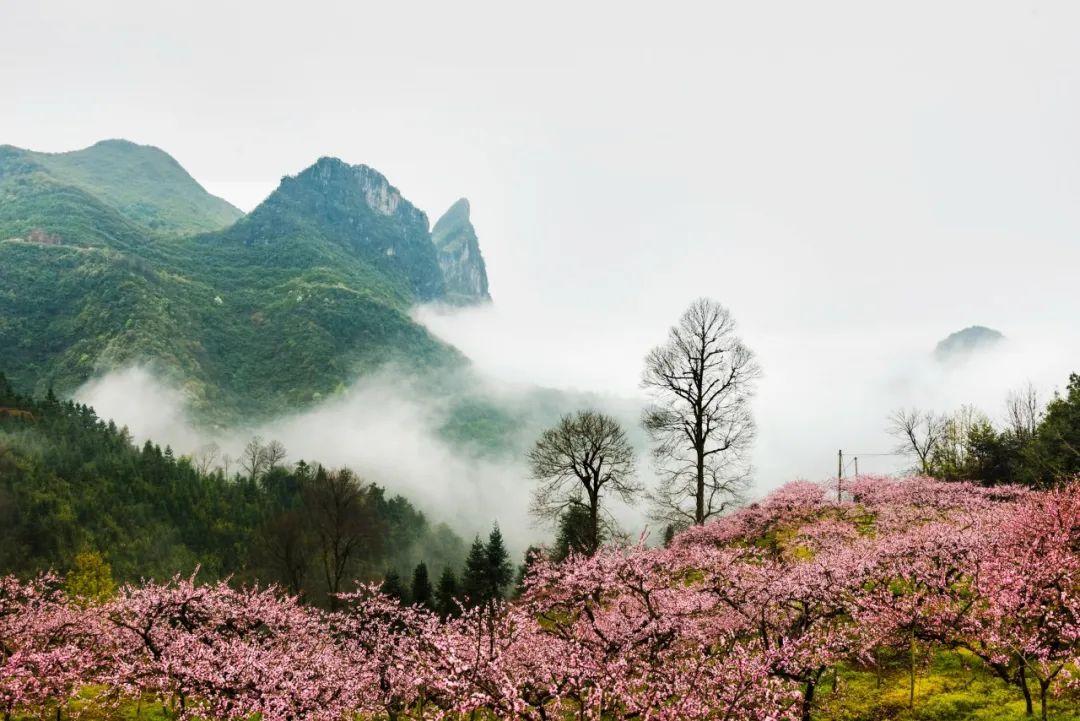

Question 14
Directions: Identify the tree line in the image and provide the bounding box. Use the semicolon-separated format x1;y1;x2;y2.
888;375;1080;487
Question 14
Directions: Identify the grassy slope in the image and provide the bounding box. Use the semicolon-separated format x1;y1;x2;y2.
818;650;1080;720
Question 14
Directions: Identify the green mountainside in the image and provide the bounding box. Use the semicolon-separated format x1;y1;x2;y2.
0;141;484;421
2;139;243;234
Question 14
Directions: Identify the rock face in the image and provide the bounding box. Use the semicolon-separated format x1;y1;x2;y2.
238;157;446;300
431;198;491;304
934;326;1005;361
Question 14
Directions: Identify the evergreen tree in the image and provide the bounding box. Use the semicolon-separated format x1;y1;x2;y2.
381;570;408;604
461;535;489;608
514;545;545;598
552;505;594;561
484;524;513;602
435;567;460;618
410;561;434;610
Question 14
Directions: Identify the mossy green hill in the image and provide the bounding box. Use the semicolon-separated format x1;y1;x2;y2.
1;139;243;234
0;141;479;421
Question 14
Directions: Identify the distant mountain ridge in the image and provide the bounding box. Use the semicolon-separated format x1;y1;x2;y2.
0;139;491;420
0;139;243;234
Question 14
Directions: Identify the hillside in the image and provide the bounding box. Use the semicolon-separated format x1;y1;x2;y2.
1;139;242;234
0;374;466;589
0;142;479;420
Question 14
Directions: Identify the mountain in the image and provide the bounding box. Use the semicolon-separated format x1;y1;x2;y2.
0;139;242;234
0;141;481;421
431;198;491;304
934;325;1005;361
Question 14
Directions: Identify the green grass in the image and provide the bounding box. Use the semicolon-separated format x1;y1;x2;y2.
815;650;1080;721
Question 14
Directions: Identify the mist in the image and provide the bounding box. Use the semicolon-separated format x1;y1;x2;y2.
76;298;1079;560
74;362;651;554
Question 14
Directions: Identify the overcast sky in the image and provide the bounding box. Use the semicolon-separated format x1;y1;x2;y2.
4;0;1079;488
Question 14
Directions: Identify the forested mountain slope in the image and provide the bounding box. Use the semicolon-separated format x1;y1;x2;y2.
0;142;487;420
0;373;465;593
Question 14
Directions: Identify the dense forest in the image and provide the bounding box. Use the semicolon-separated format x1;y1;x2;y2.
0;371;467;602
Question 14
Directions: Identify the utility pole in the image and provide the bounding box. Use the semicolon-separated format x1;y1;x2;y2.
837;449;843;502
854;456;859;480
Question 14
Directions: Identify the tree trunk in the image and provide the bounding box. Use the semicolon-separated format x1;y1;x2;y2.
1018;665;1033;716
588;489;600;555
801;679;817;721
1040;679;1050;721
695;437;705;524
909;631;917;709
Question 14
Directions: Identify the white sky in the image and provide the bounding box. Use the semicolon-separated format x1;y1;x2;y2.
5;0;1080;490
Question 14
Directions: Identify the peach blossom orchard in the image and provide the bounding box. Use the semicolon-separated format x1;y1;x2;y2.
2;477;1077;721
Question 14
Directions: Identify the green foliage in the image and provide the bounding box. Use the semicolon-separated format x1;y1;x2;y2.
381;570;408;604
551;504;596;561
1030;373;1080;486
64;549;116;604
913;374;1080;489
410;561;434;610
435;566;460;618
0;382;466;592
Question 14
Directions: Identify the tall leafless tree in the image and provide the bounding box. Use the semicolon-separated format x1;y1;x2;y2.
263;440;287;472
240;436;268;483
191;442;220;476
527;410;639;555
642;298;761;526
888;408;948;475
1006;382;1043;440
302;467;384;607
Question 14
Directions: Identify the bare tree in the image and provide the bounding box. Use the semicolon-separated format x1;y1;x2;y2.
888;408;948;476
240;436;268;483
264;440;288;472
191;442;221;476
256;508;312;598
642;298;761;526
302;467;384;607
527;410;639;555
1006;382;1043;440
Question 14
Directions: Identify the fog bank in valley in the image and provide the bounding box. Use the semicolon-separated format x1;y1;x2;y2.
77;301;1079;557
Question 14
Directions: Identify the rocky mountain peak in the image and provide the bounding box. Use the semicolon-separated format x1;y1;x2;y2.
431;197;490;304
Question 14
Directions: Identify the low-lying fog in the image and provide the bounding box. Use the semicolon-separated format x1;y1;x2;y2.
75;300;1079;553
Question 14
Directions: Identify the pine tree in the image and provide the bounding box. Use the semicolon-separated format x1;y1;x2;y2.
410;562;434;610
381;570;408;605
514;545;545;598
484;524;513;602
552;505;594;561
462;535;489;608
436;567;460;618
